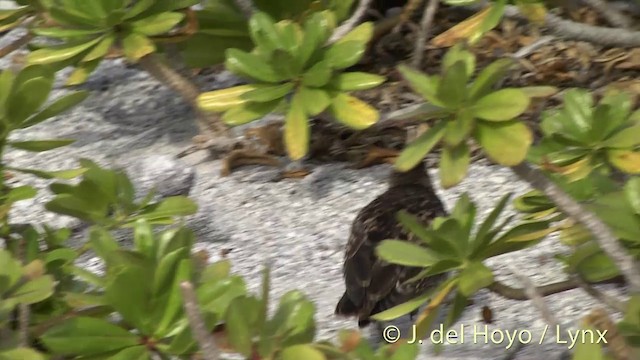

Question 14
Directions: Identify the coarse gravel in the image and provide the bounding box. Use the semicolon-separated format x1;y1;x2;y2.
0;28;629;360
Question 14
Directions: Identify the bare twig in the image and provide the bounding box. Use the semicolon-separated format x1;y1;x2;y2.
233;0;256;20
510;162;640;294
580;0;633;29
180;281;219;360
502;5;640;48
487;276;625;301
0;32;32;59
411;0;439;69
571;274;626;313
328;0;374;44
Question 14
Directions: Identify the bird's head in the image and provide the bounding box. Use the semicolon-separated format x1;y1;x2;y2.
388;162;435;190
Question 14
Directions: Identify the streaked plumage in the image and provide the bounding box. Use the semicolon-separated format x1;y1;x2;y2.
335;162;448;327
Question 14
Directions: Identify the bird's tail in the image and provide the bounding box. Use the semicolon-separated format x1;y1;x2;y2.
335;292;372;328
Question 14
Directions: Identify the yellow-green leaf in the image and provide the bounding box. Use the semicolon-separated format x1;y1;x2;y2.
131;12;185;36
9;139;75;152
81;34;115;62
473;89;530;121
607;149;640;174
297;87;330;116
329;93;378;130
284;91;309;160
395;121;447;172
398;64;446;107
27;36;103;65
474;120;532;166
328;72;385;91
301;60;332;87
241;82;294;103
282;345;325;360
197;84;260;112
439;142;470;189
225;48;280;83
121;33;155;62
222;99;280;126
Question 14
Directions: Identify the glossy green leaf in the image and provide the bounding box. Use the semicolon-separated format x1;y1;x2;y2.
394;121;447;172
376;240;439;267
8;166;88;180
329;93;378;130
439;143;470;189
131;12;184;36
134;196;197;221
625;177;640;214
225;48;281;82
106;346;149;360
301;60;332;87
241;82;294;103
81;34;115;62
442;44;475;77
468;58;514;101
296;11;333;68
328;72;385;91
106;265;152;332
8;78;53;125
0;347;46;360
474;120;532;166
225;297;255;356
473;89;530;121
122;32;155;61
458;262;493;296
197;84;259;112
397;64;445;107
561;88;593;140
297;86;331;116
222;99;281;126
444;109;475;147
285;91;309;161
603;124;640;148
323;22;372;69
41;317;139;356
437;61;468;109
248;12;284;54
370;291;434;321
31;27;105;38
65;58;102;86
27;36;103;64
282;345;325;360
9;139;75;152
11;275;54;304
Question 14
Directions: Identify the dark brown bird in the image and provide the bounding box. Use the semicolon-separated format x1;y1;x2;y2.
335;162;448;327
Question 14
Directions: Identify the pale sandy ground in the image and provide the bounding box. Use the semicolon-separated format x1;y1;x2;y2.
1;28;628;359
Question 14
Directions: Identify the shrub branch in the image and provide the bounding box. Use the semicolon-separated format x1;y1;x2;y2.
180;281;220;360
328;0;374;44
510;162;640;293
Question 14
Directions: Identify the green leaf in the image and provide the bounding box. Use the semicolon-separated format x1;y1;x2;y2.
376;240;439;267
8;166;88;180
133;219;154;257
27;36;103;64
470;193;511;257
225;48;281;82
603;124;640;148
248;12;284;54
571;334;604;360
296;11;333;68
282;345;325;360
81;34;115;62
222;99;281;126
5;185;38;202
7;78;53;125
21;90;88;127
122;32;155;61
284;91;309;161
301;60;332;87
458;262;493;296
442;44;475;77
329;93;378;130
443;109;475;147
468;58;514;101
197;84;259;112
241;82;294;103
474;120;532;166
9;139;75;152
106;345;149;360
437;61;468;109
473;89;530;121
297;87;331;116
134;196;197;222
397;64;445;107
394;121;447;172
439;143;470;189
11;275;54;304
370;291;434;321
561;88;593;140
131;12;184;36
106;265;152;332
624;177;640;214
323;22;372;69
0;347;46;360
328;72;385;91
41;317;139;356
225;297;255;356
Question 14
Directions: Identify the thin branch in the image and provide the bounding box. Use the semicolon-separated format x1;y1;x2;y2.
137;53;227;137
510;162;640;294
487;276;625;300
580;0;633;29
502;5;640;48
411;0;439;69
328;0;374;44
180;281;219;360
570;274;626;313
0;32;32;59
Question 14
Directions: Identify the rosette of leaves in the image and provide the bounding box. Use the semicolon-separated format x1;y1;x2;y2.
393;45;547;188
197;11;385;160
25;0;199;85
531;89;640;181
373;193;554;338
0;250;54;360
181;0;355;68
0;0;42;33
